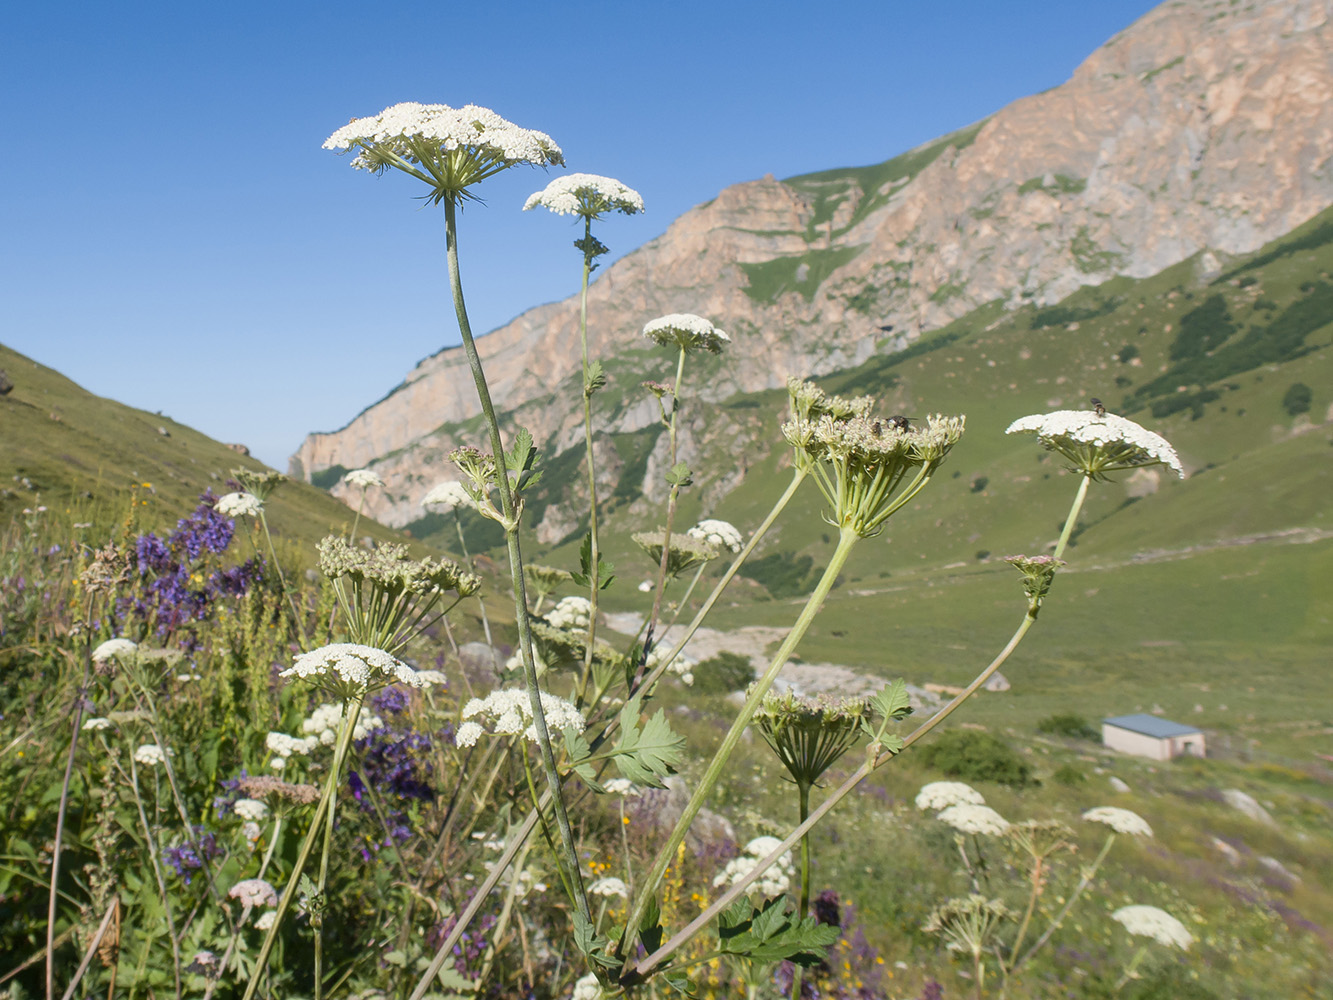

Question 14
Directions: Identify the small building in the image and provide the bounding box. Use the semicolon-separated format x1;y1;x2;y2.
1102;714;1206;761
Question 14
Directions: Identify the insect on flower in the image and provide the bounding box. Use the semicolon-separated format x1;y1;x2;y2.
1090;397;1106;417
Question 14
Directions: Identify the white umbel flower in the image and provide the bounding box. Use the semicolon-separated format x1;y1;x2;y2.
1112;904;1192;949
603;778;641;798
216;492;263;518
546;595;592;631
82;717;113;731
92;638;137;663
1082;806;1153;837
133;744;168;767
588;876;629;898
324;103;563;198
344;468;384;489
712;835;795;897
253;910;278;931
1006;410;1182;478
688;519;744;553
228;878;278;911
280;643;425;693
421;480;478;511
937;804;1010;836
915;781;985;811
642;313;730;354
571;972;603;1000
461;688;586;744
524;173;644;218
266;731;319;757
233;799;270;822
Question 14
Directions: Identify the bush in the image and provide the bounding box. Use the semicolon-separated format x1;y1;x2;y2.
1282;381;1312;417
1052;763;1087;786
692;650;755;694
917;730;1034;787
1037;712;1099;741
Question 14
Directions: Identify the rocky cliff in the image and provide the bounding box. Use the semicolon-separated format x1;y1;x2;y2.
293;0;1333;528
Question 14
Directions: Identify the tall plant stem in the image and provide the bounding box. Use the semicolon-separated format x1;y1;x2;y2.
45;631;91;1000
313;700;363;1000
641;346;689;654
241;695;363;1000
621;526;860;960
1014;833;1115;970
575;217;603;704
257;510;310;648
441;195;590;929
628;474;1095;981
452;511;499;673
128;760;183;1000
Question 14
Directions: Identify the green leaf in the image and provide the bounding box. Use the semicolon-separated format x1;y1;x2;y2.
639;893;663;954
613;695;685;788
664;462;693;487
663;970;697;996
563;726;604;792
571;532;616;590
716;896;838;966
871;678;913;722
585;360;607;396
503;426;541;492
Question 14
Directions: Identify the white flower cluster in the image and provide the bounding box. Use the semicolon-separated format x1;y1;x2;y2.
603;778;641;798
546;595;592;631
1082;806;1153;837
344;468;384;489
937;803;1010;836
266;731;319;758
82;717;113;731
642;313;730;354
134;744;168;767
455;688;586;747
233;798;270;822
92;638;137;663
280;643;425;693
503;647;550;677
1006;410;1182;477
915;781;986;811
712;835;795;897
254;910;277;930
216;492;263;518
1111;904;1192;949
645;646;696;686
421;480;478;511
302;703;385;745
414;669;448;686
523;173;644;218
228;878;278;910
324;102;564;172
588;876;628;899
571;972;603;1000
688;519;744;554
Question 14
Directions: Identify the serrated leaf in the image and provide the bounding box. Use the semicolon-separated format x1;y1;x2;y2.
613;696;685;788
563;726;604;792
585;360;607;396
872;679;913;722
663;970;697;997
571;532;615;589
664;462;693;487
717;897;839;965
639;894;663;953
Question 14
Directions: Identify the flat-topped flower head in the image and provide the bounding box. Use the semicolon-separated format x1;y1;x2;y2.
228;877;278;913
632;528;718;578
1112;905;1192;949
134;744;169;767
588;876;629;898
280;642;425;697
712;836;796;897
923;895;1013;958
545;595;592;631
231;468;286;502
82;717;113;732
642;313;730;355
233;798;270;822
915;781;985;811
421;480;479;512
216;492;263;518
324;102;564;204
92;638;138;663
688;519;744;554
344;468;384;489
937;803;1010;836
1083;805;1153;837
753;689;867;788
456;687;586;746
1006;409;1182;480
524;173;644;219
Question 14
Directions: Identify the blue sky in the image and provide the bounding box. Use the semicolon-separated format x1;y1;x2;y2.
2;0;1159;469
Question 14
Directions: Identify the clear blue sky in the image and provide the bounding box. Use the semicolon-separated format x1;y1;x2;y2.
2;0;1160;469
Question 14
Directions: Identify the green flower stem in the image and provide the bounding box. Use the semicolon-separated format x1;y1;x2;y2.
576;215;603;705
441;194;591;932
257;509;311;648
1114;944;1149;992
408;794;548;1000
349;487;367;542
315;696;366;1000
620;525;861;964
797;782;813;916
630;594;1043;981
1005;855;1045;975
1014;833;1115;970
453;510;501;674
1051;474;1091;562
127;757;183;1000
242;694;364;1000
662;560;709;633
641;346;690;656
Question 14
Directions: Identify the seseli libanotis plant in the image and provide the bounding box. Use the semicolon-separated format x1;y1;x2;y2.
312;98;1190;999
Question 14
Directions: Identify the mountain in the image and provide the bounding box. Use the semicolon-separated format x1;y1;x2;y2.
290;0;1333;536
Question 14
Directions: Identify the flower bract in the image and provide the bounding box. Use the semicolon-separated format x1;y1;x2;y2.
1006;409;1182;479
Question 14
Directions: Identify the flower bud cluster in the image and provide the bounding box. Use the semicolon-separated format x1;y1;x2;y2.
230;468;286;502
1004;554;1065;612
318;537;478;598
752;689;867;789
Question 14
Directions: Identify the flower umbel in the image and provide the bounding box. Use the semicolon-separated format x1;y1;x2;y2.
915;781;985;811
688;518;744;554
1005;409;1182;480
456;688;586;747
280;643;425;699
1111;904;1192;949
642;313;730;355
524;173;644;220
937;804;1010;836
632;528;718;579
923;895;1013;959
1082;806;1153;837
324;102;564;205
752;689;867;789
344;468;384;489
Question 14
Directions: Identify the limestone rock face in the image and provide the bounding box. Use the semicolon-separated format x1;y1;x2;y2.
294;0;1333;528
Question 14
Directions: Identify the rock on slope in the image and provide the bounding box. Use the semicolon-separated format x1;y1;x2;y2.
293;0;1333;528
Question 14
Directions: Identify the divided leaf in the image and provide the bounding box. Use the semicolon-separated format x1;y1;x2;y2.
613;695;685;788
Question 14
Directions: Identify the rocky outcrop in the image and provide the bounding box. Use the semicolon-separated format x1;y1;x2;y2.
294;0;1333;527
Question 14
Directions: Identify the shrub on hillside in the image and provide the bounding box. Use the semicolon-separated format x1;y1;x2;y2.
692;650;755;694
1037;712;1100;741
1282;381;1312;416
917;730;1034;787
